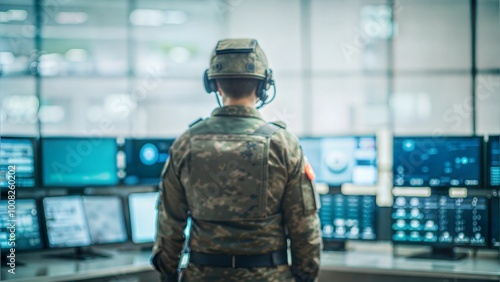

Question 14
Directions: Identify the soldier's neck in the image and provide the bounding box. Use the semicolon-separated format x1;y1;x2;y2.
222;95;258;108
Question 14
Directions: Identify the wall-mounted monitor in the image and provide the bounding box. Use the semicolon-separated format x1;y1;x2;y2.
124;138;173;185
128;192;158;244
393;136;482;188
0;137;36;188
300;136;377;187
41;138;118;187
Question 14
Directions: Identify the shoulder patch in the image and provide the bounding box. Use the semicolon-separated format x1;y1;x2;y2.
189;117;205;128
270;120;286;129
304;157;316;181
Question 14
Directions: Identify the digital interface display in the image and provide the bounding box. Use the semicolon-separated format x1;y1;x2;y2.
491;197;499;247
319;194;376;241
43;196;92;248
83;196;128;244
392;196;488;247
42;138;118;187
300;137;377;186
0;199;43;250
124;139;173;185
0;138;36;188
129;192;158;244
393;137;482;188
488;136;500;187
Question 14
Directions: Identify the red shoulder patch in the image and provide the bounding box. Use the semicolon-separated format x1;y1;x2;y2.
304;157;316;181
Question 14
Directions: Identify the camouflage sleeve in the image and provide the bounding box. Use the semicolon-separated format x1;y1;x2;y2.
281;136;321;282
152;143;189;276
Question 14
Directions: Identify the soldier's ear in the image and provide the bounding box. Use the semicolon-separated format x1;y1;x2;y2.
215;80;223;96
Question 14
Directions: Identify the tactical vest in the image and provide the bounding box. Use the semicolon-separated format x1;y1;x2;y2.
186;121;281;222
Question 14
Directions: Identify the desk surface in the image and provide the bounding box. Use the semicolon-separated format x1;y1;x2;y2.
1;248;499;282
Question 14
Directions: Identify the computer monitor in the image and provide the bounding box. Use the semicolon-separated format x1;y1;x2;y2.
487;136;500;188
319;192;377;250
393;136;482;188
43;196;91;248
128;192;158;244
391;195;489;260
82;196;128;244
300;136;377;186
41;138;119;187
0;199;43;251
124;138;174;185
0;137;36;188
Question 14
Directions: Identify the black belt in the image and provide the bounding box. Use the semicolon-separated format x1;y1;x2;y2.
190;250;288;268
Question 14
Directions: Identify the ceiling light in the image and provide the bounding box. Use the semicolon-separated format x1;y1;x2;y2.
56;12;88;24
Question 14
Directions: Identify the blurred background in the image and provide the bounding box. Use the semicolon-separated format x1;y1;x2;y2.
1;0;498;138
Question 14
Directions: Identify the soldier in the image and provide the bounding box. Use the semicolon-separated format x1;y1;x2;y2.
152;38;321;282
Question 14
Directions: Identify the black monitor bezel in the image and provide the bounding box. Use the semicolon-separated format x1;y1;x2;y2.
122;138;175;186
0;136;38;190
40;137;119;188
392;136;484;189
298;135;378;188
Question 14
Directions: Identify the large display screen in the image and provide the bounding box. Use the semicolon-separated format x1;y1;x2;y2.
488;136;500;187
300;136;377;186
129;192;158;244
393;137;482;188
124;139;173;185
43;196;92;248
83;196;128;244
42;138;118;187
391;196;488;247
0;137;36;188
0;199;43;250
319;194;376;241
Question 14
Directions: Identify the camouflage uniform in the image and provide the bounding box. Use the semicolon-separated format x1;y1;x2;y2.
153;105;321;282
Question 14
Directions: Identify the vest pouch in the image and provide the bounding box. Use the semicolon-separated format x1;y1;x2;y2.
188;134;269;221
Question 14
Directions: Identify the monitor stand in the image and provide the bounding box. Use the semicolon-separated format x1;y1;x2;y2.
323;241;346;252
46;247;110;260
408;246;467;261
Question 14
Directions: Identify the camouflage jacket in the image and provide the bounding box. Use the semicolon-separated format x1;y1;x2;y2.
153;105;321;282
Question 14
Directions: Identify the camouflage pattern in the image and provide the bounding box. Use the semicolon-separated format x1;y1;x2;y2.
208;38;269;80
153;105;321;282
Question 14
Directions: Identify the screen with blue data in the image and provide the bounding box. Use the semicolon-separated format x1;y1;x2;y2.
393;137;482;188
124;139;173;185
300;137;377;186
0;199;43;250
488;136;500;187
42;138;118;187
43;196;92;248
129;192;158;244
0;137;36;188
319;194;376;241
391;196;488;247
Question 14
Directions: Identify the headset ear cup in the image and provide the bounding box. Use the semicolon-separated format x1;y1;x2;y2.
203;69;217;93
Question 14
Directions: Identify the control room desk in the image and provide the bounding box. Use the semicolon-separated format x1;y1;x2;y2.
1;249;499;282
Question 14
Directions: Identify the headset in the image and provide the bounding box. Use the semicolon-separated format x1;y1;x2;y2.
203;69;276;109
